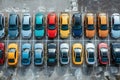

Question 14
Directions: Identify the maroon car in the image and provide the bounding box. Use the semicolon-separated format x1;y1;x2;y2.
0;43;5;65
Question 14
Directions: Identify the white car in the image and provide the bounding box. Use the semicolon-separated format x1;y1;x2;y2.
21;13;32;39
60;43;69;65
0;13;5;38
85;43;96;65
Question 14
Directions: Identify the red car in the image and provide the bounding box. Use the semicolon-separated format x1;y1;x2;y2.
0;43;5;65
98;43;109;65
47;12;57;39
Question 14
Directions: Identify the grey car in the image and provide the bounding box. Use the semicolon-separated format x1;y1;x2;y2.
60;43;69;65
21;13;32;39
0;13;5;38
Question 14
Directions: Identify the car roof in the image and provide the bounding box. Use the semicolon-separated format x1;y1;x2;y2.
87;16;94;24
22;50;29;58
35;50;42;58
100;16;107;24
113;16;120;25
9;14;17;25
8;52;15;59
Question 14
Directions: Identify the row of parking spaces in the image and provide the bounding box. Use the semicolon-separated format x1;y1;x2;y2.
0;12;120;40
0;40;120;68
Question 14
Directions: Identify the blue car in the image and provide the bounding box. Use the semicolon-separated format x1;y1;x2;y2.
0;13;5;39
8;13;19;39
111;13;120;39
111;43;120;64
34;43;44;65
72;13;82;38
21;43;31;66
34;13;45;39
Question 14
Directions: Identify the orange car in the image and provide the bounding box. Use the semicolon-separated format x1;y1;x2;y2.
97;13;108;38
85;13;95;38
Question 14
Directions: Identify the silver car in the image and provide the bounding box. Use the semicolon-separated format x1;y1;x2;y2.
21;13;32;39
85;43;96;65
0;13;5;38
111;13;120;38
60;43;69;65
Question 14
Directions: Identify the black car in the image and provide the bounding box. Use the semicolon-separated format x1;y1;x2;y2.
47;43;57;66
111;43;120;64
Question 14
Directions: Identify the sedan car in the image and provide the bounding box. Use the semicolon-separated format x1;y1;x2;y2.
47;12;57;39
85;43;95;65
97;13;108;38
47;43;57;66
7;43;19;66
98;43;109;65
111;13;120;39
34;43;44;65
8;13;19;39
111;43;120;64
60;12;70;38
0;43;5;65
0;13;5;39
72;13;82;38
21;13;32;39
21;43;31;66
60;43;69;65
34;13;45;39
72;43;83;65
85;13;95;38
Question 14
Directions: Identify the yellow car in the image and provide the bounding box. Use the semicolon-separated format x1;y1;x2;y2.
72;43;84;65
8;43;19;66
60;12;70;38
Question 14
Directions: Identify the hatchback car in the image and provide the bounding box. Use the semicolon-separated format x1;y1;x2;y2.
85;43;95;65
111;43;120;64
60;43;69;65
34;13;45;39
60;12;70;38
97;13;108;38
47;43;57;66
47;12;57;39
72;13;82;38
0;13;5;39
34;43;44;65
111;13;120;39
8;43;19;66
72;43;83;65
21;43;31;66
85;13;95;38
98;43;109;65
0;43;5;65
21;13;32;39
8;13;19;39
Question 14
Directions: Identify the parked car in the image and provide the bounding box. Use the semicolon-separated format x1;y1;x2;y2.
72;43;83;65
98;43;109;65
21;13;32;39
47;43;57;66
34;43;44;65
60;12;70;38
111;43;120;64
47;12;57;39
8;13;19;39
85;13;95;38
111;13;120;39
72;13;82;38
97;13;108;38
0;43;5;65
0;13;5;39
60;43;69;65
21;43;31;65
7;43;19;66
85;43;95;65
34;13;45;39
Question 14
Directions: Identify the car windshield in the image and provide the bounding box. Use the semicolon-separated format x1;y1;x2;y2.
22;25;30;30
61;25;68;30
9;25;17;30
48;24;55;30
73;25;81;30
22;59;29;63
9;59;15;63
0;25;3;30
113;24;120;30
100;48;108;62
100;25;107;30
8;48;15;53
114;48;120;58
35;58;41;63
0;50;3;58
35;24;43;30
74;48;81;62
87;25;94;30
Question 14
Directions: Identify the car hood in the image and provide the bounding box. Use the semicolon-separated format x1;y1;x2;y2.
86;30;95;38
60;30;70;38
35;29;44;37
72;28;82;36
22;30;31;38
111;29;120;38
47;29;57;38
99;30;108;38
8;29;18;38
